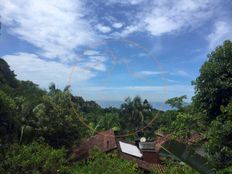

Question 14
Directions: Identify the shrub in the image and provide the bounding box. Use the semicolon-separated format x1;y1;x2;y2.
163;164;199;174
0;142;69;174
70;149;142;174
151;161;199;174
216;165;232;174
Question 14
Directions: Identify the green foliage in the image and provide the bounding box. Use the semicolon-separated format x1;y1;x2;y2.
171;113;202;138
71;94;102;114
0;90;16;117
0;142;69;174
216;165;232;174
13;81;46;142
32;87;87;147
97;112;121;131
14;81;45;118
0;58;17;88
161;163;199;174
205;101;232;168
120;96;152;132
0;90;19;144
165;95;187;110
156;110;178;133
193;40;232;119
70;149;142;174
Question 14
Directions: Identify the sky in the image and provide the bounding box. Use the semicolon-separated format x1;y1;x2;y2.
0;0;232;107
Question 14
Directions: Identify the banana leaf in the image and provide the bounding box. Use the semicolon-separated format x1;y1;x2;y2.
159;140;214;174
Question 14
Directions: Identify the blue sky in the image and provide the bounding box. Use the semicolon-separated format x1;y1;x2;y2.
0;0;232;106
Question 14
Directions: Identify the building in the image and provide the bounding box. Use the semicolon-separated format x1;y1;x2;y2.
70;129;164;173
70;129;117;160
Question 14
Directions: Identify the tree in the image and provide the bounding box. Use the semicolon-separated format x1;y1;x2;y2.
48;82;56;92
205;101;232;169
171;113;201;138
103;112;120;130
120;96;152;132
0;58;17;88
32;87;87;147
165;95;187;110
0;91;19;144
193;40;232;119
155;110;178;133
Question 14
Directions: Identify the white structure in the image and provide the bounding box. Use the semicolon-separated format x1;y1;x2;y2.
119;141;142;158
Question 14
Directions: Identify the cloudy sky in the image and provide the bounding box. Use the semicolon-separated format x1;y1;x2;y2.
0;0;232;105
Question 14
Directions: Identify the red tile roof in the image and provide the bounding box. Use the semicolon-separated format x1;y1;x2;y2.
70;129;117;160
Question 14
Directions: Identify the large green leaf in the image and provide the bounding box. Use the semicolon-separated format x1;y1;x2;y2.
159;140;214;174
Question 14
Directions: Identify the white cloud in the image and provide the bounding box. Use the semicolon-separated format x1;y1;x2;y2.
123;85;193;93
135;70;191;78
78;85;191;93
136;71;167;76
163;78;179;83
112;0;218;37
83;50;100;56
82;50;108;71
0;0;110;88
105;0;144;5
144;16;179;36
2;52;104;89
112;22;123;29
142;0;216;36
175;70;191;77
207;21;232;49
72;85;194;102
81;56;107;71
96;24;111;33
0;0;97;61
115;25;140;37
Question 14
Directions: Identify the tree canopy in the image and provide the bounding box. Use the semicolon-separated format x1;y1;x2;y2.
165;95;187;110
193;40;232;119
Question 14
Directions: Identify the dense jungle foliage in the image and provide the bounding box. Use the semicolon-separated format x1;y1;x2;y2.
0;40;231;173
